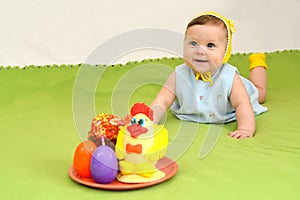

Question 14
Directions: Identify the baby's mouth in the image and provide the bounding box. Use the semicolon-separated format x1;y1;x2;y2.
191;59;211;74
193;59;208;63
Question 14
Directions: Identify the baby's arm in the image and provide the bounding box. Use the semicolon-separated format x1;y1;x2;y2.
150;72;176;124
229;73;256;139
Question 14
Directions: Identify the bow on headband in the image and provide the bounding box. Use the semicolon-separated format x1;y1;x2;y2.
227;19;236;33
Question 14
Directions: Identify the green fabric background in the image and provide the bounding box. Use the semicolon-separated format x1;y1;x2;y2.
0;50;299;199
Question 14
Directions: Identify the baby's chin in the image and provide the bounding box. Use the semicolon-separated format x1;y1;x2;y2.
186;61;212;74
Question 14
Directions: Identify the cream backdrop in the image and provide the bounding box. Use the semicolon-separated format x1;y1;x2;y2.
0;0;299;67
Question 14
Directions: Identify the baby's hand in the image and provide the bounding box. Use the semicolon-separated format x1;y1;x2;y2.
114;114;132;126
229;129;254;139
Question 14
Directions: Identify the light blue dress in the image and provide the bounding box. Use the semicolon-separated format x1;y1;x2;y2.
170;63;267;123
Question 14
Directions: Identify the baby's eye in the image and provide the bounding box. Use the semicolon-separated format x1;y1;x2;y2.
190;41;198;46
207;43;215;48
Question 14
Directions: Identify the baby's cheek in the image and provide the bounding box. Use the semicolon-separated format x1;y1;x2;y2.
183;51;194;64
183;58;193;69
209;55;223;68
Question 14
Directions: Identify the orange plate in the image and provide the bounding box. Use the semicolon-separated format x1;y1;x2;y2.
68;157;178;190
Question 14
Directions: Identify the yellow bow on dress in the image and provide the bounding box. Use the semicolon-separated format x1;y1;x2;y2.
195;72;213;86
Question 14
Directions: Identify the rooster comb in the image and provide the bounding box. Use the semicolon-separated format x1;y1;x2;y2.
130;103;154;121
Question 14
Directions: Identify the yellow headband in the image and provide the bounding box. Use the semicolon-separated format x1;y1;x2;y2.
193;12;236;63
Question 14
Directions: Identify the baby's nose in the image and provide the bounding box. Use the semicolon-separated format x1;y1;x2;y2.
196;45;206;55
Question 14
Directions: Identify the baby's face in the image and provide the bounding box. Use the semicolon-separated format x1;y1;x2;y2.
183;23;227;75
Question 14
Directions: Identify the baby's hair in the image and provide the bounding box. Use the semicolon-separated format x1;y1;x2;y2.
185;15;226;35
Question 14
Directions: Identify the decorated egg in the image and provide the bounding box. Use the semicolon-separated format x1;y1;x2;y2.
90;145;118;184
87;113;120;145
73;140;97;178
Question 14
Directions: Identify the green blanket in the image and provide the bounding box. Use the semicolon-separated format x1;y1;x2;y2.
0;50;299;199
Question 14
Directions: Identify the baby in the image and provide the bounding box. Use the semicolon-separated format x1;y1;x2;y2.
150;12;268;139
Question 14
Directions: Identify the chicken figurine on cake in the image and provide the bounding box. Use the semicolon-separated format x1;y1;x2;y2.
115;102;168;183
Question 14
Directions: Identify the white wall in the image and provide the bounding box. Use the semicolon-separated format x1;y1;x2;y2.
0;0;299;67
